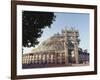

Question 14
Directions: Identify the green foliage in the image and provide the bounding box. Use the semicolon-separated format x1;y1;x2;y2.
22;11;55;47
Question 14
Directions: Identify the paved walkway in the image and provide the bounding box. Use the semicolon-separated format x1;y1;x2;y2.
22;63;89;69
72;63;89;67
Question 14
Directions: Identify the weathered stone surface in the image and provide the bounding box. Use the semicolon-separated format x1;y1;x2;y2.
22;27;89;68
32;27;80;53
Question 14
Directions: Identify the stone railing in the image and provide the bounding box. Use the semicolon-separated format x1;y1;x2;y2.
22;51;66;65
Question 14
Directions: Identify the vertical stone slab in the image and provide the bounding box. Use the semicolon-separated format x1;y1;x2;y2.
64;29;68;65
74;44;79;64
74;32;79;64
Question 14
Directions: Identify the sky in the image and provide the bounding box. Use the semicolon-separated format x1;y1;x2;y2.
23;12;90;53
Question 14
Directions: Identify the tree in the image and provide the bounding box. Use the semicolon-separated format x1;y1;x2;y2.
22;11;55;47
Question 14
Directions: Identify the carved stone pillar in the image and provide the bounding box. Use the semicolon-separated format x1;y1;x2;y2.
39;54;41;64
47;54;49;64
55;51;57;64
32;54;34;64
27;54;29;64
74;43;79;64
29;55;31;64
43;54;45;64
51;54;53;64
60;53;62;64
24;56;26;64
73;31;79;64
64;30;68;65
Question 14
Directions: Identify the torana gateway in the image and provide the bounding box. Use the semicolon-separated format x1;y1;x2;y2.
22;27;89;68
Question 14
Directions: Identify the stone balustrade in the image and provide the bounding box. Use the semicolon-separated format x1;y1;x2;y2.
22;51;66;65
